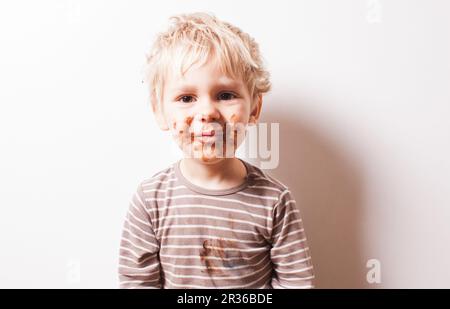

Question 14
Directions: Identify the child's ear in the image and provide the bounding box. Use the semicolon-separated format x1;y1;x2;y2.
249;94;263;126
151;95;170;131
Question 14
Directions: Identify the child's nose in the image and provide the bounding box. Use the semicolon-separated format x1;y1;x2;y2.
194;99;220;123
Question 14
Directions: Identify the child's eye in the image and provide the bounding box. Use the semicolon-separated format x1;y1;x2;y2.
218;92;237;101
178;95;195;103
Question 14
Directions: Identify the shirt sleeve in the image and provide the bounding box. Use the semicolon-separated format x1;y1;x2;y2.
118;183;162;288
270;189;315;288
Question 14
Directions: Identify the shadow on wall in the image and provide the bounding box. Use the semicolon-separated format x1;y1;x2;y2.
246;101;371;288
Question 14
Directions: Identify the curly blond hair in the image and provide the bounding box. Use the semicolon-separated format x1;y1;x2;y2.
144;12;271;112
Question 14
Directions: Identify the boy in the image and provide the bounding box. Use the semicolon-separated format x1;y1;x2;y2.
118;12;314;289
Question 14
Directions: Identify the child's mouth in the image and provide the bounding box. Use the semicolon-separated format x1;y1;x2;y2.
191;129;225;144
200;130;215;137
194;128;224;138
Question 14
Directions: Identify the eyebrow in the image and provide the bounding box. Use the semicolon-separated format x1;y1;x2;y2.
171;81;243;92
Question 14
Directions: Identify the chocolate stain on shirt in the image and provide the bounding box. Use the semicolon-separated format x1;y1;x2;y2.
200;238;243;280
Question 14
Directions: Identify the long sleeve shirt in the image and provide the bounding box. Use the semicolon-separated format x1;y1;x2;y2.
118;158;314;288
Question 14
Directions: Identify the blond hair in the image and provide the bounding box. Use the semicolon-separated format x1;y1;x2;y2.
144;12;271;112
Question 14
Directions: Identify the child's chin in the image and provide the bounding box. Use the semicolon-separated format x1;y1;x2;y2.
199;155;217;163
194;150;221;162
191;149;233;162
180;142;236;160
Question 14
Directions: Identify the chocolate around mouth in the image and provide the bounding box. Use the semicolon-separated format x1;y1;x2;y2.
194;129;225;137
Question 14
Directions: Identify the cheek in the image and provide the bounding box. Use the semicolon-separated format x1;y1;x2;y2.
171;117;190;133
230;113;238;124
227;105;249;126
227;113;247;134
170;117;195;145
229;113;249;149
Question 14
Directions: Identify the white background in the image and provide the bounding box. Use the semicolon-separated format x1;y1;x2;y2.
0;0;449;288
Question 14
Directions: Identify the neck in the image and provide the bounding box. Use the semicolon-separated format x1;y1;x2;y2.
179;157;247;190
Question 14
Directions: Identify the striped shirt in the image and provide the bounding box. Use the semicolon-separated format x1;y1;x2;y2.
118;158;315;289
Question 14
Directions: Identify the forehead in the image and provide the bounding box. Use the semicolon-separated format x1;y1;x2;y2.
166;58;244;92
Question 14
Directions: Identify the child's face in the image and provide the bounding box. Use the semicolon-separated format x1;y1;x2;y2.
155;57;261;163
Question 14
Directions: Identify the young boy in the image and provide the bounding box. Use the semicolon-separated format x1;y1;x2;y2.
118;12;314;289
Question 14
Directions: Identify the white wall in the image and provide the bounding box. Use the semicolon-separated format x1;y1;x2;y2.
0;0;449;288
